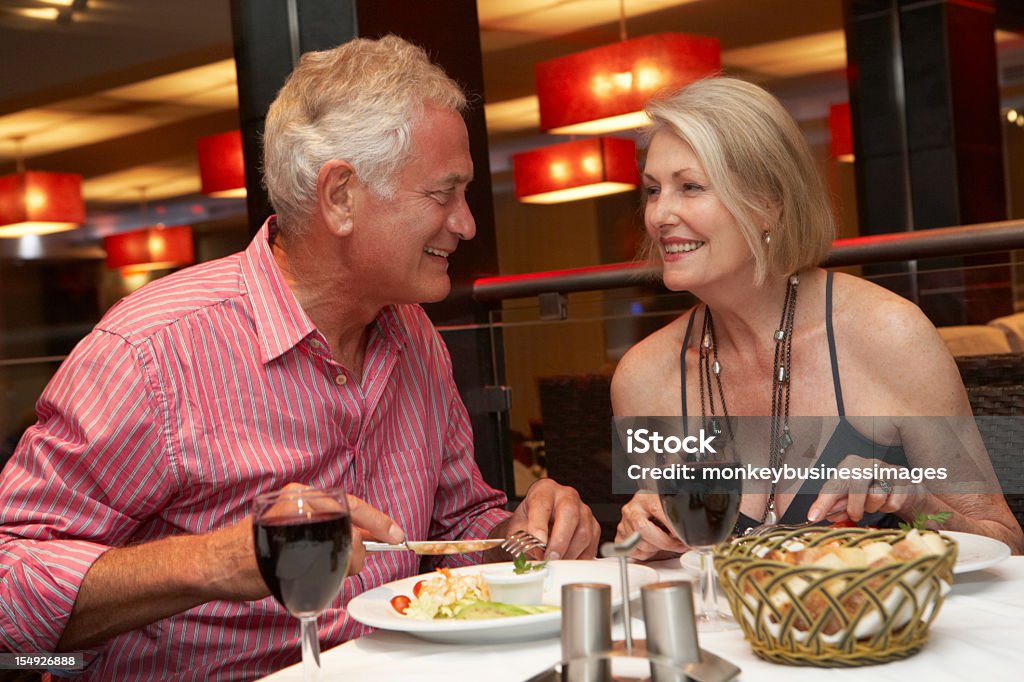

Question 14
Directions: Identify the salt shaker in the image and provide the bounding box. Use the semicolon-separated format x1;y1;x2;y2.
641;581;702;682
560;582;612;682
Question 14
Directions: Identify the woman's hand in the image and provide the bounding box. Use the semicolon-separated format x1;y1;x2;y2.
616;492;688;560
807;456;926;524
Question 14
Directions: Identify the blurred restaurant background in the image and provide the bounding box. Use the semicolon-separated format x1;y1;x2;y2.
2;0;1024;539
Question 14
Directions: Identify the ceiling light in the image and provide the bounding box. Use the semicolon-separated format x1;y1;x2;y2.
535;33;720;135
197;130;246;198
11;8;60;21
0;170;85;238
103;224;194;273
513;137;639;204
0;135;86;238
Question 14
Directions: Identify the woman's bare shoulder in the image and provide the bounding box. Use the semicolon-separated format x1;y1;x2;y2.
831;272;941;347
829;272;965;412
611;313;690;415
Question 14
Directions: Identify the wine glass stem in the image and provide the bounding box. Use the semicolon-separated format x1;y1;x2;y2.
300;615;321;682
698;548;718;620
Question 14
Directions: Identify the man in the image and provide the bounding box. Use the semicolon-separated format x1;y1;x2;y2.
0;36;598;679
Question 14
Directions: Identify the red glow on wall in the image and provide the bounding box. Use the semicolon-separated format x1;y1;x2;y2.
829;102;854;161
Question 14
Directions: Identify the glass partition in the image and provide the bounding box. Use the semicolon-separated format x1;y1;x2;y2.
463;253;1024;541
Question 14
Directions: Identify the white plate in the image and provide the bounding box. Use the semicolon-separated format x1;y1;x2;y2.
942;530;1011;573
681;532;1011;574
346;560;658;644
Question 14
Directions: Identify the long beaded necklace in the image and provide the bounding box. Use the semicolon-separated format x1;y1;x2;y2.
697;273;800;525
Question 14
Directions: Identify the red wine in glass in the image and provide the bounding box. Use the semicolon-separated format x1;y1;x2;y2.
253;487;351;682
660;462;742;546
255;512;353;616
659;461;742;631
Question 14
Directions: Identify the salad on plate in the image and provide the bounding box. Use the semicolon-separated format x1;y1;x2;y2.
389;563;558;621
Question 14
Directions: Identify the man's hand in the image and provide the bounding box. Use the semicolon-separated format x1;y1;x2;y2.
347;492;407;573
59;486;404;651
204;484;405;601
493;479;599;560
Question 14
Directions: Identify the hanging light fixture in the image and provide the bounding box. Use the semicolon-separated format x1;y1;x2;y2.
513;137;639;204
829;102;854;162
196;130;246;198
103;188;194;273
104;225;194;273
535;20;720;135
0;136;85;238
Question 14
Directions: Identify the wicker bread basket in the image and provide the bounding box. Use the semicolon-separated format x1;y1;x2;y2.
713;527;957;667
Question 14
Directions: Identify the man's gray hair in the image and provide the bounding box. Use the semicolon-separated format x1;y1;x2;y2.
263;35;467;234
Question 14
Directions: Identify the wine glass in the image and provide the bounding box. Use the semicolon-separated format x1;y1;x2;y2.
253;487;352;682
658;452;742;632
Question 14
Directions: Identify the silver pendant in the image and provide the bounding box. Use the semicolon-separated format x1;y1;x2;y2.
774;329;785;341
703;332;711;349
763;506;778;526
708;417;722;436
780;430;793;452
777;366;787;383
712;360;721;375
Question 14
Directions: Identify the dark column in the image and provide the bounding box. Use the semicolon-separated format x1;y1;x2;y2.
228;0;511;495
354;0;511;496
230;1;358;235
844;0;1012;324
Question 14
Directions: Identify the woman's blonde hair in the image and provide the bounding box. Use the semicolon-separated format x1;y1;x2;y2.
263;35;467;235
641;77;834;284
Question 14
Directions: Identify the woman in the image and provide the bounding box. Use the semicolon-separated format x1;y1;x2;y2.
614;77;1024;559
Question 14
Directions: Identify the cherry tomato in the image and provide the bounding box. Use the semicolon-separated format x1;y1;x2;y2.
390;595;411;614
830;519;857;528
412;580;426;598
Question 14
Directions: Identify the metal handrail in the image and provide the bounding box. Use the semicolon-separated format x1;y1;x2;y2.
472;219;1024;303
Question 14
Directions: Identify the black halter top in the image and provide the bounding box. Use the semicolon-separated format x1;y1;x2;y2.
679;271;908;531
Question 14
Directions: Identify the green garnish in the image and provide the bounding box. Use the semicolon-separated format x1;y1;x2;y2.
899;511;953;531
512;552;548;575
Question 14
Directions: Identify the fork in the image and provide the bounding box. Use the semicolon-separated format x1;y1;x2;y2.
745;506;848;537
501;529;547;557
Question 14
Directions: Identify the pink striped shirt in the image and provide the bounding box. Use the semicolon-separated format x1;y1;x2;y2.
0;218;509;680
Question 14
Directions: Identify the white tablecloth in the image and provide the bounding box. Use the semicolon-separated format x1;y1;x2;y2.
259;556;1024;682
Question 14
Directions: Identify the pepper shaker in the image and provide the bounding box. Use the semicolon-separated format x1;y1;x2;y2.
641;581;701;682
560;582;612;682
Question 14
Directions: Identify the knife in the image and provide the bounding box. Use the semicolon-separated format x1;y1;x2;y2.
363;539;505;555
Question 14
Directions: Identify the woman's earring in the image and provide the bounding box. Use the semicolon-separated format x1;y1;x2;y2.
763;231;771;245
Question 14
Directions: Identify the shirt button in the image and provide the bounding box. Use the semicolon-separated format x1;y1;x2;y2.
311;340;324;349
335;374;347;386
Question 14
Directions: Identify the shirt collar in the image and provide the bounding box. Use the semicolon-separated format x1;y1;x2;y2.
241;216;407;364
241;217;317;364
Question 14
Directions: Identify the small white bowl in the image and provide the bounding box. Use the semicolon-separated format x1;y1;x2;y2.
482;565;549;605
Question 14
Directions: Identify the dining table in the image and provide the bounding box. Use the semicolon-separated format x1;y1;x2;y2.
258;554;1024;682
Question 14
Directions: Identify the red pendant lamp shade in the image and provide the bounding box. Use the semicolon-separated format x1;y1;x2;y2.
104;225;194;273
0;170;85;238
829;102;854;162
535;33;720;135
513;137;639;204
197;130;246;198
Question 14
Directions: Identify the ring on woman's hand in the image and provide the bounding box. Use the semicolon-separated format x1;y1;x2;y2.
869;479;892;495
